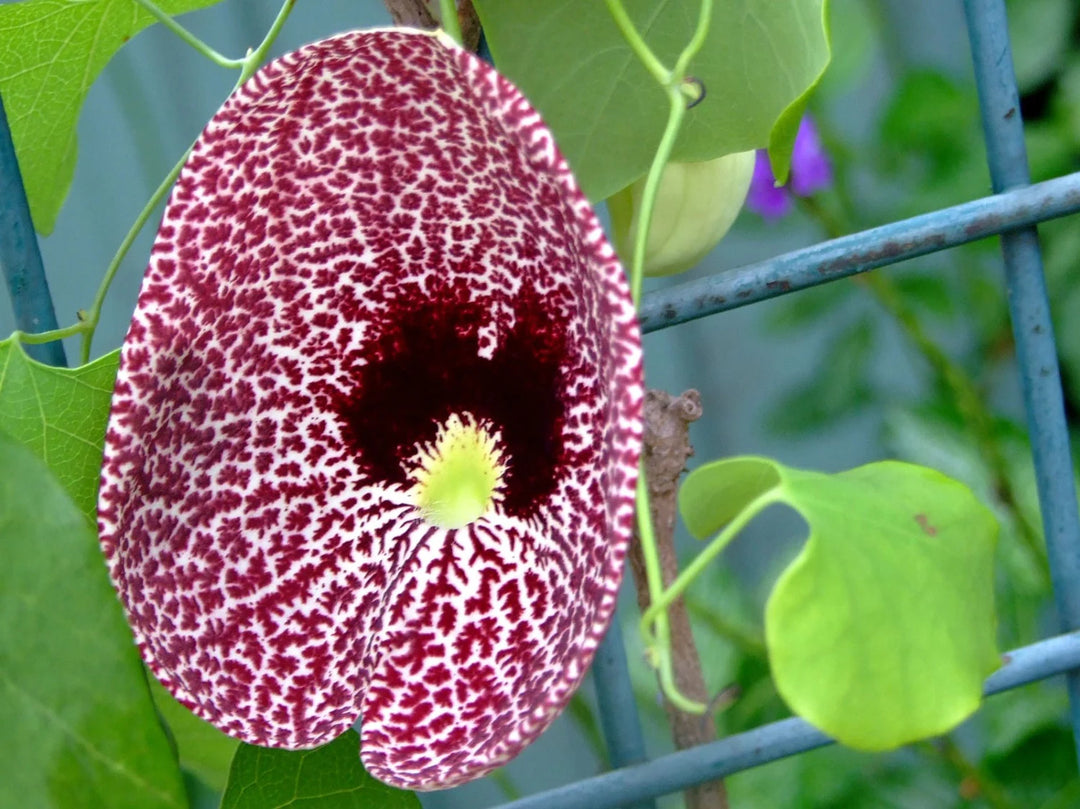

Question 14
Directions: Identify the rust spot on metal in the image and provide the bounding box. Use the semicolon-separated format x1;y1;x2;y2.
766;279;791;292
961;187;1080;239
962;210;1022;239
662;303;678;321
816;234;949;276
1004;107;1016;119
736;289;752;299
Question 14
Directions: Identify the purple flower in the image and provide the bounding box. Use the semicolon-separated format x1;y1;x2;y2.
746;116;832;221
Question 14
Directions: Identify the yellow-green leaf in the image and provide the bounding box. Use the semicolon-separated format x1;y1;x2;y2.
681;456;1000;750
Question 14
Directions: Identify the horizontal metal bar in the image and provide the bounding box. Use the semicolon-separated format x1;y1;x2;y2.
489;632;1080;809
639;171;1080;334
985;633;1080;695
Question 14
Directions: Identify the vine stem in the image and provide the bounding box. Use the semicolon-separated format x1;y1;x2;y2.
13;322;86;345
73;0;297;363
78;147;189;363
631;93;686;306
438;0;464;47
626;389;731;809
608;0;713;306
604;0;713;714
641;489;781;639
603;0;671;87
131;0;244;68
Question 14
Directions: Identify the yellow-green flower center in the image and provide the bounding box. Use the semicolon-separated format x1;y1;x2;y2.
409;412;506;529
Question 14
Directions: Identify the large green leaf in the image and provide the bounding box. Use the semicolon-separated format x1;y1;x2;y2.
220;731;420;809
680;456;999;750
0;0;224;234
0;338;118;522
473;0;830;201
0;429;186;809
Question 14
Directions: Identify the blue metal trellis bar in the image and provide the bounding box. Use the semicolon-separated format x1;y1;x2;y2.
638;171;1080;333
490;632;1080;809
964;0;1080;767
0;91;66;367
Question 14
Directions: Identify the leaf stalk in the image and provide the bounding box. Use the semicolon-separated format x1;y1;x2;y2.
641;488;781;664
130;0;244;68
438;0;464;47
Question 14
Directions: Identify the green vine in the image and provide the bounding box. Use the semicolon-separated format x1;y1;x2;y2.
606;0;714;714
131;0;246;69
640;488;780;643
438;0;464;47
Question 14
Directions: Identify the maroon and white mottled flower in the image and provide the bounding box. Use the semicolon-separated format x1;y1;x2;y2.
97;29;643;791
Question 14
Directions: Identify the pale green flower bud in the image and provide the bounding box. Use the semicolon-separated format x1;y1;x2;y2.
608;150;756;277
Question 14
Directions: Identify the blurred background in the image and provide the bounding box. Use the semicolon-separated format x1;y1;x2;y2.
4;0;1079;806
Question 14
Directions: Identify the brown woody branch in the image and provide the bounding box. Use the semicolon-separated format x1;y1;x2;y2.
627;389;728;809
381;0;482;52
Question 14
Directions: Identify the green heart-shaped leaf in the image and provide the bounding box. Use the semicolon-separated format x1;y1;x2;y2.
473;0;830;201
0;429;186;809
221;730;420;809
680;456;999;750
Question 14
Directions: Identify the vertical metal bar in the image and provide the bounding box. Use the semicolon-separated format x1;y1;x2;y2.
963;0;1080;766
0;91;66;367
591;621;656;809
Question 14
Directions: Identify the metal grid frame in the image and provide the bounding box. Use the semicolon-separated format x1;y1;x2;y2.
1;1;1077;808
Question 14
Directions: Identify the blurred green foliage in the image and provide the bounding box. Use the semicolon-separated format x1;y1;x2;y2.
616;0;1080;806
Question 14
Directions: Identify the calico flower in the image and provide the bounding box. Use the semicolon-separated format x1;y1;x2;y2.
746;115;833;220
97;29;643;791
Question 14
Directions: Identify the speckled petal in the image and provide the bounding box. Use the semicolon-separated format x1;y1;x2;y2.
98;29;643;791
